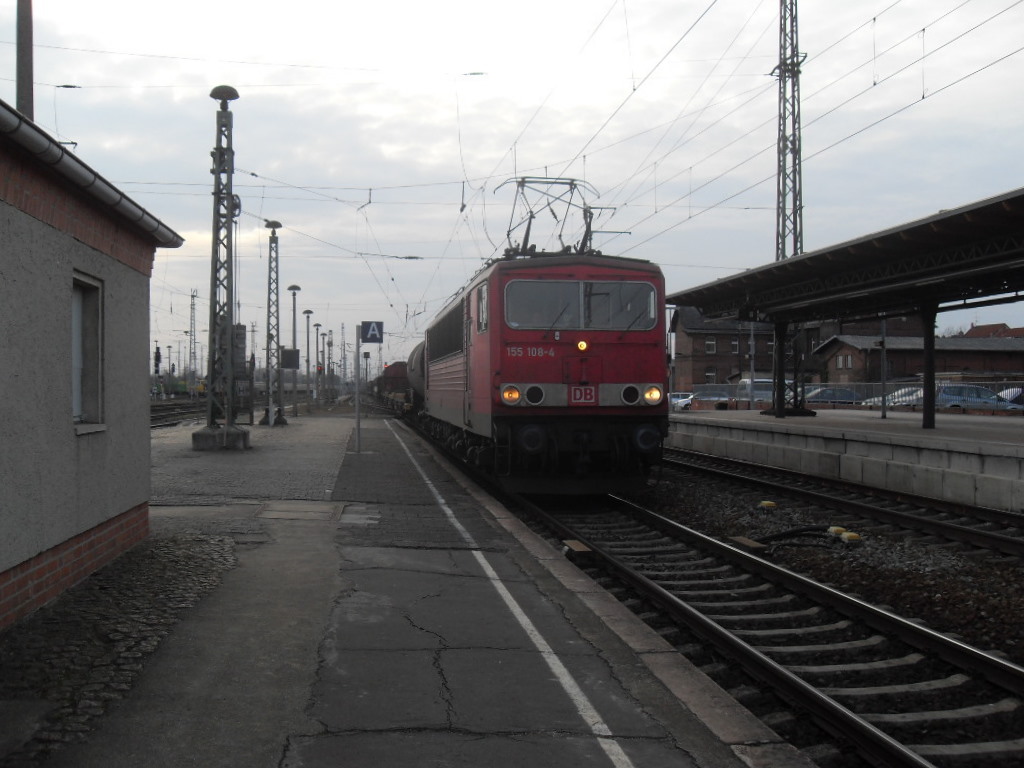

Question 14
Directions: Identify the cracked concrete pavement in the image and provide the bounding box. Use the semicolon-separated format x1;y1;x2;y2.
5;413;794;768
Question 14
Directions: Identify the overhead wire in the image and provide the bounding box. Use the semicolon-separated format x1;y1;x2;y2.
582;0;1024;258
554;0;721;179
70;0;1022;342
612;33;1024;259
603;0;775;211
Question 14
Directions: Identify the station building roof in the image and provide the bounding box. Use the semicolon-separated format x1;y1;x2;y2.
666;186;1024;326
814;334;1024;355
0;98;183;249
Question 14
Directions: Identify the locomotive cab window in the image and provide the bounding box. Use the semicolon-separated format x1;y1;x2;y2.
583;281;656;330
476;284;488;333
505;280;656;331
506;280;580;329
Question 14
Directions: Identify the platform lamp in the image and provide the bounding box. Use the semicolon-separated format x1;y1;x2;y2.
288;284;301;417
313;322;322;407
320;331;328;403
303;309;313;411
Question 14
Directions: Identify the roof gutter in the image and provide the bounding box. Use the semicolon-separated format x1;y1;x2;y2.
0;102;184;249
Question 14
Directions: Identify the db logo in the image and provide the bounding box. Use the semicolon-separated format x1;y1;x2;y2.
570;386;596;405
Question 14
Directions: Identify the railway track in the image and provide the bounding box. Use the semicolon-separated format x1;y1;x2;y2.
149;400;205;428
662;448;1024;561
522;494;1024;768
401;416;1024;765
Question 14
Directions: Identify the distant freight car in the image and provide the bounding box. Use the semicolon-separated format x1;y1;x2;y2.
374;361;410;412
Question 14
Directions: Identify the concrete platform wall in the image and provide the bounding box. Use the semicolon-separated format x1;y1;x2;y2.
667;416;1024;512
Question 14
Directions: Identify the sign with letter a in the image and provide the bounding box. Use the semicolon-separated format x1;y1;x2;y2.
360;321;384;344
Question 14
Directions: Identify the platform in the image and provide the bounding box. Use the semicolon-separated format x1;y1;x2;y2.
22;413;814;768
669;407;1024;511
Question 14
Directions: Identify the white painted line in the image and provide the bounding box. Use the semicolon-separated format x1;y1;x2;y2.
385;421;637;768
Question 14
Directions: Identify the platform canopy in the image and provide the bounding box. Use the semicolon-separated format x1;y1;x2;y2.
667;186;1024;325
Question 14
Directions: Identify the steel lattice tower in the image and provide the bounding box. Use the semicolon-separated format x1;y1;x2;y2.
261;220;286;425
774;0;805;261
340;323;347;381
188;289;197;396
193;85;248;449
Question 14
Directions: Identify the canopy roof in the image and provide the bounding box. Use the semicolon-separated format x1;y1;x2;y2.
667;187;1024;325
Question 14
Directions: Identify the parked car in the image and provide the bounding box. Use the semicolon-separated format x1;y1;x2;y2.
802;386;862;405
735;378;774;402
998;387;1024;405
691;386;732;410
863;385;1022;410
932;385;1023;411
669;392;693;410
861;386;924;407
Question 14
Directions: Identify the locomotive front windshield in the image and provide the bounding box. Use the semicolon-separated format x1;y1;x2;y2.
505;280;657;331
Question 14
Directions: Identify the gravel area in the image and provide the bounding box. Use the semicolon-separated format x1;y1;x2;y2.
635;469;1024;667
0;527;240;767
0;414;352;766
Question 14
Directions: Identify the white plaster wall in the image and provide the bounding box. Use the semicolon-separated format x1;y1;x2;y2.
0;201;150;571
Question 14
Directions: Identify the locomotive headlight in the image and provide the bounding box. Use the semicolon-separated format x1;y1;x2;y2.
643;385;664;405
501;385;522;405
577;340;588;352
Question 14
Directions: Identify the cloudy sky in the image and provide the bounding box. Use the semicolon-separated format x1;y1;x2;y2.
3;0;1023;373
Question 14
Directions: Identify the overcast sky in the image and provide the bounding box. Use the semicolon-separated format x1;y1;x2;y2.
3;0;1023;372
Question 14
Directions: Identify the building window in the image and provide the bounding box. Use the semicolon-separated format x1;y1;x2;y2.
72;274;103;425
836;355;844;370
846;354;853;369
704;337;716;354
731;337;739;354
704;367;717;384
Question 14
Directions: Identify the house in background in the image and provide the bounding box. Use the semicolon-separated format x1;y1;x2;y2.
670;306;774;390
0;99;183;631
671;305;926;390
812;335;1024;383
961;323;1024;339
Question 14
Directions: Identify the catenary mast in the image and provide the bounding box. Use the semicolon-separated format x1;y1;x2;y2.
775;0;804;262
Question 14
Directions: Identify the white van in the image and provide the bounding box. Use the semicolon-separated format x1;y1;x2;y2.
736;378;792;402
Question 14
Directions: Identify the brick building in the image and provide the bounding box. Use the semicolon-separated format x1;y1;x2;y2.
812;335;1024;382
0;100;182;630
962;323;1024;339
670;306;774;390
671;305;926;390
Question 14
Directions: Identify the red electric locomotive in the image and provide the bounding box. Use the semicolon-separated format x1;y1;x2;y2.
407;247;668;494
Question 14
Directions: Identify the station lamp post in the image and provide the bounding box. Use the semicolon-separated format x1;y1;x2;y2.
193;85;250;448
320;331;328;404
303;309;313;411
327;330;334;403
313;322;322;406
288;284;301;416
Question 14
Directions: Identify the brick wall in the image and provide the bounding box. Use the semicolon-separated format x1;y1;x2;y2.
0;504;149;632
0;146;155;277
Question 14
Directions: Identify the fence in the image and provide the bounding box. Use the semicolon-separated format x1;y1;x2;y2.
680;380;1024;413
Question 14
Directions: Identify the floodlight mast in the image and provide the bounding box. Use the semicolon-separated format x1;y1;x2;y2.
194;85;249;450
